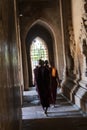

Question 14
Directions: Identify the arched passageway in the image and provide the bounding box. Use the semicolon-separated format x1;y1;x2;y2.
1;1;87;130
25;23;54;87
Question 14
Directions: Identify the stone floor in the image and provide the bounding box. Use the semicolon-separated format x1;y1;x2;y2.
22;87;87;130
22;87;86;119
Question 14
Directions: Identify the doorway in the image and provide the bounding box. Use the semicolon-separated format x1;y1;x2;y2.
26;23;54;87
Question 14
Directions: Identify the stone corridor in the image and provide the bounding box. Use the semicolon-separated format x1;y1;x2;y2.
22;87;87;130
1;1;87;130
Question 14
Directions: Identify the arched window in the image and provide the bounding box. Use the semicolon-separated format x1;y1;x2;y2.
30;36;49;84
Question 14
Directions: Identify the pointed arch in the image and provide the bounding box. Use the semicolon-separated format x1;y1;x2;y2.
26;19;55;44
25;19;55;86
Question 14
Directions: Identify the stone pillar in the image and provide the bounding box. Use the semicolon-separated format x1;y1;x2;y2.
0;0;21;130
21;36;29;90
70;0;87;113
74;0;87;112
60;0;77;100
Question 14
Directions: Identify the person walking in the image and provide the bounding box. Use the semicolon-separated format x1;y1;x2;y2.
50;63;60;106
36;59;50;115
33;65;39;91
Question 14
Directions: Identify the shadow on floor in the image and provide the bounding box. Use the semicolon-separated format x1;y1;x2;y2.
22;87;87;130
22;87;86;119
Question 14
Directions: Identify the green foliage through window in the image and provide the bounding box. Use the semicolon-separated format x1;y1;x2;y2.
30;36;49;84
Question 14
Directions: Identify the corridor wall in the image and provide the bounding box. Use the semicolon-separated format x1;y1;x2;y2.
0;0;21;130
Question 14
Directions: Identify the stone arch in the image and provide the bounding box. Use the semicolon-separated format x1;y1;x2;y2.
23;19;56;45
25;19;56;87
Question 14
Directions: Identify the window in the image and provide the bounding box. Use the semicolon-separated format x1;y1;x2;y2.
30;36;49;84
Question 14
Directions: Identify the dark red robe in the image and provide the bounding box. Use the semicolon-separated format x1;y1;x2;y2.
36;65;50;108
50;67;59;104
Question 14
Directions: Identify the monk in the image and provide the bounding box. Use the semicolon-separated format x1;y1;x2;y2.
36;59;50;115
50;63;60;106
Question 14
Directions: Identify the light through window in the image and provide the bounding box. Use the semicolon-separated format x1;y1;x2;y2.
30;36;49;84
